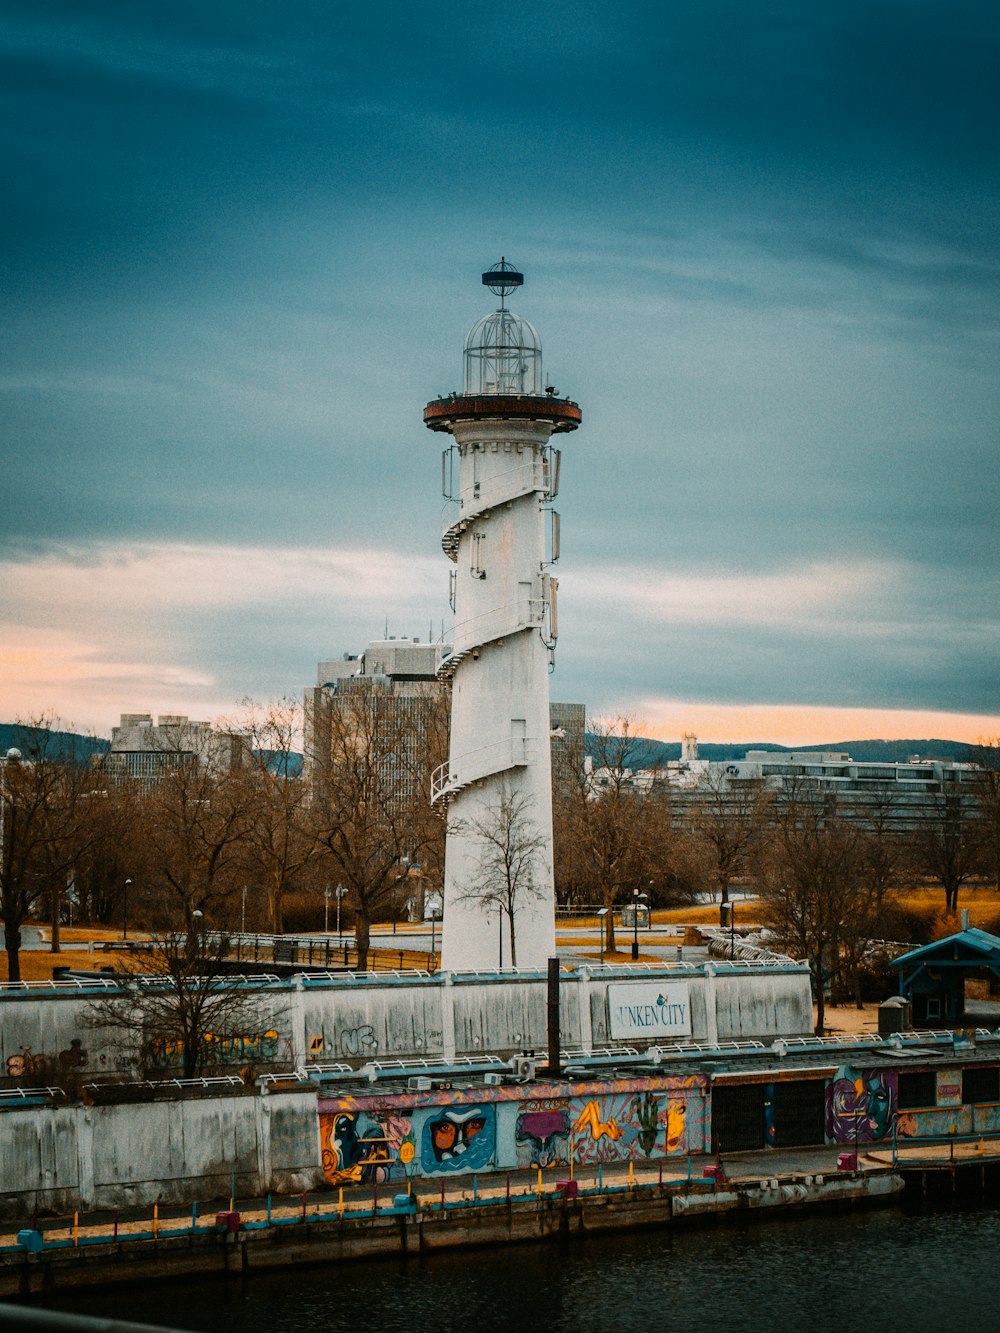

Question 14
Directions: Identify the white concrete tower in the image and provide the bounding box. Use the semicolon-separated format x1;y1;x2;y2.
424;260;582;971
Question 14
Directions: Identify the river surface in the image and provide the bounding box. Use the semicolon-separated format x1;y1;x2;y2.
41;1201;1000;1333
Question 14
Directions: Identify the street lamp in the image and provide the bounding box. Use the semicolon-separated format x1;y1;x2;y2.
429;904;441;973
0;750;21;897
597;907;609;967
631;889;649;962
191;908;204;955
123;879;132;942
324;886;331;933
393;856;412;935
335;885;347;941
720;902;736;957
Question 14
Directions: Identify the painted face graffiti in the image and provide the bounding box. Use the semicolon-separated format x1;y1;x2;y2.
665;1099;687;1153
825;1070;896;1143
421;1104;496;1174
320;1110;410;1186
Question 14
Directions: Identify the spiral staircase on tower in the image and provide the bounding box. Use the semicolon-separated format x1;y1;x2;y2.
430;448;558;810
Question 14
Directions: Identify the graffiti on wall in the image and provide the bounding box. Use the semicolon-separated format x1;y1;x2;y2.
419;1104;496;1175
340;1025;378;1058
568;1079;708;1163
825;1069;897;1143
515;1103;571;1168
145;1028;284;1069
319;1109;413;1185
4;1039;89;1079
5;1045;45;1078
317;1074;709;1181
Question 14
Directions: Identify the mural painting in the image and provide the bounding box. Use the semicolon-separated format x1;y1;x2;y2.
319;1108;413;1186
568;1078;708;1164
419;1103;496;1175
515;1101;571;1168
825;1069;897;1144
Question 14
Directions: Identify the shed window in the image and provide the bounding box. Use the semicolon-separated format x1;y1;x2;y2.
962;1066;1000;1105
897;1071;937;1110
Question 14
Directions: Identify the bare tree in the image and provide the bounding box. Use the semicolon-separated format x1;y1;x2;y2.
309;682;447;968
230;698;318;934
759;787;870;1035
0;717;89;981
455;783;546;968
554;717;680;953
72;777;145;926
908;787;984;913
970;739;1000;895
689;767;772;905
135;729;253;932
832;789;906;1006
88;928;286;1079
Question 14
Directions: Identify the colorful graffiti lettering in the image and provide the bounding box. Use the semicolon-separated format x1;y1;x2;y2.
825;1069;897;1144
146;1028;282;1069
420;1104;495;1174
5;1046;44;1078
319;1110;412;1186
515;1105;570;1168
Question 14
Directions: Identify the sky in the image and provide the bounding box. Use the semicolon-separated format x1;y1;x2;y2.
1;0;998;746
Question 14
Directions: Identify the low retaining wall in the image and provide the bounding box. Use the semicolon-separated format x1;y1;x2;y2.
1;1169;905;1298
0;1088;323;1221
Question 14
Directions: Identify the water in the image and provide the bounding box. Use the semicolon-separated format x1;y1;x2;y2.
40;1202;1000;1333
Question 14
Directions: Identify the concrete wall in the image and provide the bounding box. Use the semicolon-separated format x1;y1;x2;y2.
0;1088;322;1220
3;1043;994;1218
0;964;814;1082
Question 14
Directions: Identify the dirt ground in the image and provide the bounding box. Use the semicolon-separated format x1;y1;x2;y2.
816;1002;881;1036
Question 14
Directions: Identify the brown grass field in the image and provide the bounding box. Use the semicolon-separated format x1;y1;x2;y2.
4;882;997;983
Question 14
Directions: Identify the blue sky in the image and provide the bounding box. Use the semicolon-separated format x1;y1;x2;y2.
1;1;998;743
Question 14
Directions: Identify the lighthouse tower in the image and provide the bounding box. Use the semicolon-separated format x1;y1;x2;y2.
424;260;582;970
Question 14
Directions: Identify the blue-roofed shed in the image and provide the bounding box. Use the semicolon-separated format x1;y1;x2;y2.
894;928;1000;1027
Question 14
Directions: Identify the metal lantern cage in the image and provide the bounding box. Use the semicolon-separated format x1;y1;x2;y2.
463;308;543;396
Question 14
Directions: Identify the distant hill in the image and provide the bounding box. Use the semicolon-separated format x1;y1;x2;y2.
0;724;304;774
0;723;109;764
586;736;977;766
1;722;976;771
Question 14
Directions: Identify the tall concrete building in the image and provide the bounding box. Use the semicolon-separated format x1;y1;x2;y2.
303;637;447;808
424;260;582;970
102;714;246;784
305;639;584;809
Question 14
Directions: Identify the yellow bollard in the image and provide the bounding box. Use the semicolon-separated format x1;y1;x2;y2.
73;1212;79;1247
153;1203;159;1239
628;1160;634;1190
338;1187;344;1218
537;1167;543;1199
